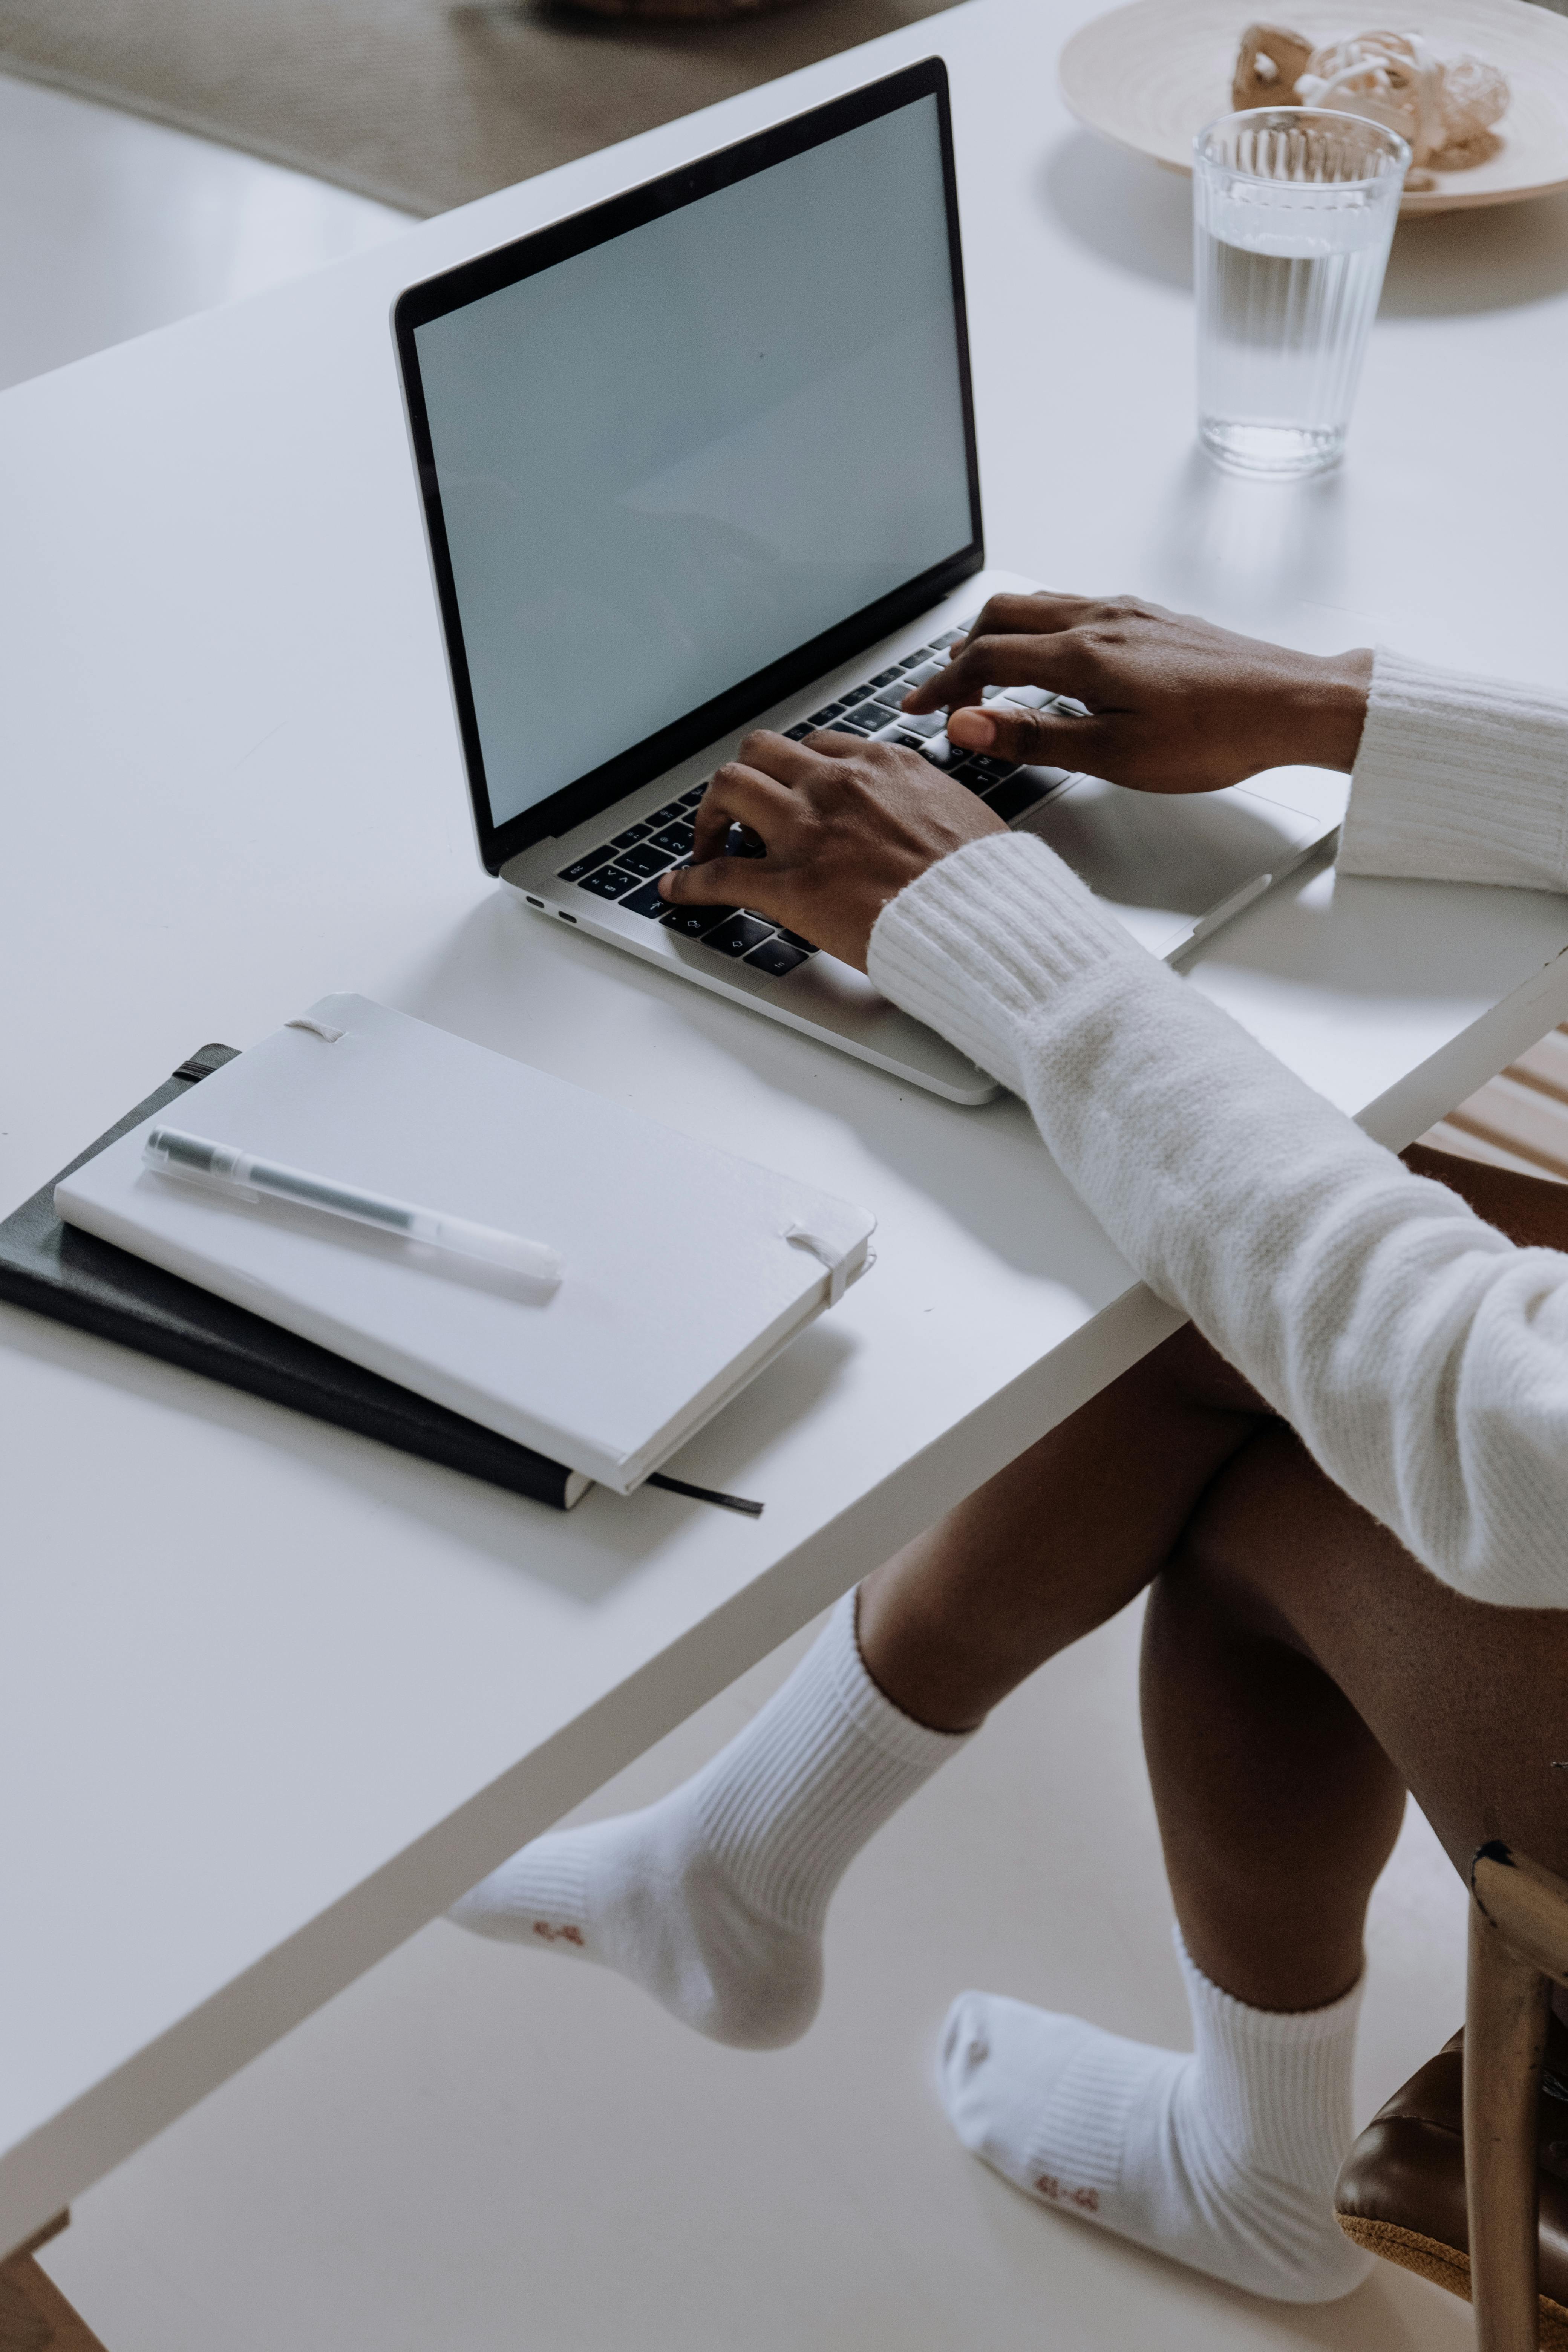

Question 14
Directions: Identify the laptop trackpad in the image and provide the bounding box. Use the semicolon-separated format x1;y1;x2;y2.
1014;767;1344;958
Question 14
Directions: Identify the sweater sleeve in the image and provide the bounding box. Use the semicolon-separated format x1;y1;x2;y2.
867;829;1568;1609
1340;648;1568;890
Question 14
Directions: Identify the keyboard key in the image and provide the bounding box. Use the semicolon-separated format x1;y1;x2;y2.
652;821;695;854
619;877;673;918
869;666;903;688
662;903;730;939
890;729;928;753
962;755;1018;787
678;784;708;807
616;841;674;879
784;722;814;740
703;914;774;959
577;863;643;900
983;772;1054;822
649;799;686;825
824;718;870;738
774;928;818;952
745;938;808;978
903;658;944;684
557;846;616;881
932;628;966;648
896;708;944;738
806;700;847;725
945;760;991;796
610;823;651;848
919;735;955;766
839;701;885;730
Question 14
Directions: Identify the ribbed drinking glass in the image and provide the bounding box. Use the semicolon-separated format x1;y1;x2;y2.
1194;107;1410;478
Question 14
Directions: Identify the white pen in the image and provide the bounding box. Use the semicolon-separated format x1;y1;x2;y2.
142;1125;564;1287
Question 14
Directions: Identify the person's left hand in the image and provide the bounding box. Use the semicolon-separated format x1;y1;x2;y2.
657;729;1004;971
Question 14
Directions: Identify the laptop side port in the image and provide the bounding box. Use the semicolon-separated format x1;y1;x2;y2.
558;910;577;923
525;894;544;908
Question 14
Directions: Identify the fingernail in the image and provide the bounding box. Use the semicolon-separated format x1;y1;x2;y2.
947;709;995;748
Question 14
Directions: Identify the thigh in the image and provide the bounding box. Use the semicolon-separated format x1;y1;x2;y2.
1176;1422;1568;1885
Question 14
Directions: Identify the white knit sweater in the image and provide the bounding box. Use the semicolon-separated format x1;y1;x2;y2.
867;651;1568;1609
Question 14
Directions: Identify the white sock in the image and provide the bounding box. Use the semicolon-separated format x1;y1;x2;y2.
450;1592;970;2048
939;1930;1373;2304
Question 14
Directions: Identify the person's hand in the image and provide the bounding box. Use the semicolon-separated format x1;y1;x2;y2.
658;730;1004;971
902;593;1374;793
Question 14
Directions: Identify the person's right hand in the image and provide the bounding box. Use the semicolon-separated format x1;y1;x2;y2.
901;593;1374;794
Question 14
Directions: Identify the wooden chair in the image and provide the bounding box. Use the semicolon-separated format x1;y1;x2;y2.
1423;1023;1568;1185
1466;1844;1568;2352
0;2216;107;2352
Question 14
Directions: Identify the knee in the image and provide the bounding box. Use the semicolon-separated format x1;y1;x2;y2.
1140;1319;1272;1420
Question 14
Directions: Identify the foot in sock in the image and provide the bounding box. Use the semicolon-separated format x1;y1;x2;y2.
449;1591;970;2049
938;1932;1372;2304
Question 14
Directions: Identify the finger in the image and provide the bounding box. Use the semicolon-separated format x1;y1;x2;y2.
660;853;779;909
964;590;1101;645
691;760;799;861
732;727;837;785
902;632;1094;715
945;699;1118;773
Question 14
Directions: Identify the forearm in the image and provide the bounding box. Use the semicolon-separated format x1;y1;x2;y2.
869;833;1568;1608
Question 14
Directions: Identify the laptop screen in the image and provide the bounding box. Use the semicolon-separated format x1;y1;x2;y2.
396;62;981;869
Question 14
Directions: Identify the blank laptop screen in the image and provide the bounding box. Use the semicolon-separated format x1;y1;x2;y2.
410;89;974;834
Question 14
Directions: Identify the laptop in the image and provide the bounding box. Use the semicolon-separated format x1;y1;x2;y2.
393;60;1346;1108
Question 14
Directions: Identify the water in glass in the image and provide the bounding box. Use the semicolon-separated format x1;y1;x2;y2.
1194;110;1409;478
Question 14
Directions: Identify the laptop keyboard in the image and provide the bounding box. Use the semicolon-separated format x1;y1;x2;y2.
555;619;1078;977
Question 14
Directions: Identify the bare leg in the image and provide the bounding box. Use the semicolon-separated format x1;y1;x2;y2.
862;1143;1568;2015
856;1326;1268;1732
1148;1415;1568;2011
1136;1147;1568;2011
861;1140;1568;1747
936;1148;1568;2301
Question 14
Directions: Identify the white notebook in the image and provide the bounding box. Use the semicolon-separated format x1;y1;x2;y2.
57;995;876;1494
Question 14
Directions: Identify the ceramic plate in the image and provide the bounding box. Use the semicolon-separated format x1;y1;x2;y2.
1058;0;1568;212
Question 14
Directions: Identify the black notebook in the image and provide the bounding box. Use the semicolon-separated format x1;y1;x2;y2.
0;1045;599;1508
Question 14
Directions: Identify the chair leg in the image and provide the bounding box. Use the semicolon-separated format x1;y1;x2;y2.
1466;1888;1551;2352
0;2217;108;2352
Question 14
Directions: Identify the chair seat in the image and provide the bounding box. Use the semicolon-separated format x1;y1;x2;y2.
1335;2024;1568;2348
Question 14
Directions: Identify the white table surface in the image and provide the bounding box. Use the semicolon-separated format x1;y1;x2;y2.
4;0;1568;2257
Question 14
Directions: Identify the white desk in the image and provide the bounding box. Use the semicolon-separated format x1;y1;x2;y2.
4;0;1567;2258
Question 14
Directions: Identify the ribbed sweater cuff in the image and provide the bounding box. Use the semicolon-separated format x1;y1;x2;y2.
867;831;1156;1095
1341;646;1568;891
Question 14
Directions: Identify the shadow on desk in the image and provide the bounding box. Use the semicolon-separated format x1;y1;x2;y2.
1200;855;1568;1006
401;890;1134;1298
0;1296;856;1605
1038;128;1568;316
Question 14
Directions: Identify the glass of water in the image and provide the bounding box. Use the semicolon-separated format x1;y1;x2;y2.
1194;108;1410;478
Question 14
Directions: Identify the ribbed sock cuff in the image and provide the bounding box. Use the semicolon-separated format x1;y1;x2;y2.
833;1590;975;1766
693;1590;971;1935
1176;1927;1363;2187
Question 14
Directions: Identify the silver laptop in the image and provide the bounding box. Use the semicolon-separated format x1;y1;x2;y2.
394;62;1343;1107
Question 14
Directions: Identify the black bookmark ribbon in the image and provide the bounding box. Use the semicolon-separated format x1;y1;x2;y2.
646;1472;764;1519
